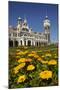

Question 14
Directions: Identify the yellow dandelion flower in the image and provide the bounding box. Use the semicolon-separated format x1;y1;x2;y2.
27;65;35;71
18;63;26;69
18;58;26;63
48;60;57;65
45;53;51;57
16;51;28;56
41;55;45;58
16;52;22;55
13;69;19;74
34;55;39;59
17;75;26;83
13;63;26;74
41;60;48;64
39;70;52;80
18;58;32;63
28;53;35;57
37;57;43;61
13;67;19;74
31;51;37;54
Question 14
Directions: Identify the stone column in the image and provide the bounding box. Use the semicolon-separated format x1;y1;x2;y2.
18;40;21;46
31;40;32;46
38;41;39;47
33;41;35;46
22;40;24;46
26;40;28;46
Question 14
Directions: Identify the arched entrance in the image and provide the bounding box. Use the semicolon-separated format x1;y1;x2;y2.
20;40;22;46
37;42;38;47
14;41;18;47
9;40;13;47
35;42;38;47
28;40;31;46
24;41;26;46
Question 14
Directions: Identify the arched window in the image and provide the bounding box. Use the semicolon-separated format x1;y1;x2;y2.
20;40;22;46
9;40;13;47
37;42;38;46
28;40;31;46
14;41;18;47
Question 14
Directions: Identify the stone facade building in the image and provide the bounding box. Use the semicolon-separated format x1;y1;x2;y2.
9;16;51;47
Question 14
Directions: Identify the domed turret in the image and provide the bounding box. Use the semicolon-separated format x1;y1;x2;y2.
43;16;51;44
22;18;29;31
43;16;50;30
18;17;22;20
17;16;22;31
17;16;22;24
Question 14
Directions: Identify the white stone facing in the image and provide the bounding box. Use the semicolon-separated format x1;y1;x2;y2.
9;16;51;47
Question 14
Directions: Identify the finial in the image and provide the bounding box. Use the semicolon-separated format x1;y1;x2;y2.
24;16;27;24
45;15;48;19
23;14;27;23
18;16;22;20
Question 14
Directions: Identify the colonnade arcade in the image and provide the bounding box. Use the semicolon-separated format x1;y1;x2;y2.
9;39;47;47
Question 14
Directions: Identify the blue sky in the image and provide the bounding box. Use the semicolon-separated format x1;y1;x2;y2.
9;1;58;43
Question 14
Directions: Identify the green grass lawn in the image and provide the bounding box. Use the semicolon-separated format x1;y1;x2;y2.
9;44;58;88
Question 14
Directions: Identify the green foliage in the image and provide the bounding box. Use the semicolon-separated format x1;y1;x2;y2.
9;45;58;88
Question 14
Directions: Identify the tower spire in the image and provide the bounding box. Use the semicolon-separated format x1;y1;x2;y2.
45;7;48;19
46;7;47;16
24;14;27;21
24;15;27;24
17;16;22;31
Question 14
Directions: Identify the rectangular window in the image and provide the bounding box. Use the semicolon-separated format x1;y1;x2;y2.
13;33;17;37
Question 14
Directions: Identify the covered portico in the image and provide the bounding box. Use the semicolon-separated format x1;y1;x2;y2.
9;38;48;47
